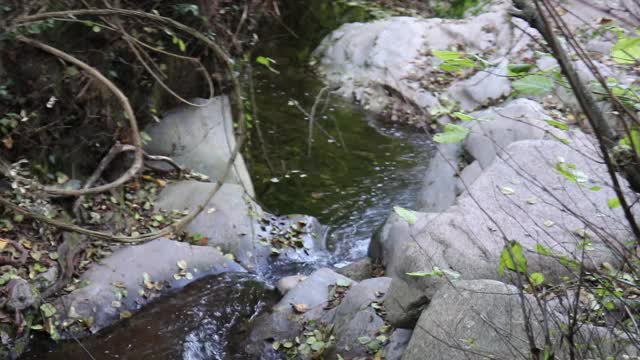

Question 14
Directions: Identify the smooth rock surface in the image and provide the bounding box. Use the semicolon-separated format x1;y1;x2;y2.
246;268;352;357
144;96;255;197
385;138;638;326
54;238;244;337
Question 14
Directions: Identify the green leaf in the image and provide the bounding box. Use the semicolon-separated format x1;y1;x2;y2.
499;241;527;275
608;197;621;209
507;63;534;75
433;124;470;144
619;128;640;155
40;303;57;318
546;119;568;130
611;36;640;64
256;56;280;74
512;74;554;96
357;336;372;344
393;206;417;224
336;278;351;287
452;112;474;121
406;267;461;279
432;50;463;61
529;272;545;286
534;243;552;256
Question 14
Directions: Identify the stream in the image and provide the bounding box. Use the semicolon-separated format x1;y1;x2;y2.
25;2;433;359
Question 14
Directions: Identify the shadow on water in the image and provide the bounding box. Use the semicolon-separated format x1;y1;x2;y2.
24;1;433;359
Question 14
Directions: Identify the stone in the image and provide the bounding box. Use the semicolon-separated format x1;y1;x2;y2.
314;10;536;124
155;181;328;273
335;257;373;281
246;268;352;357
276;274;307;295
415;143;462;212
384;138;637;326
384;328;412;360
144;96;255;196
54;238;243;337
446;59;512;112
5;279;35;312
417;99;565;212
402;280;549;360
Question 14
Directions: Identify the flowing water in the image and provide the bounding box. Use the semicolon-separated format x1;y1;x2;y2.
25;2;433;359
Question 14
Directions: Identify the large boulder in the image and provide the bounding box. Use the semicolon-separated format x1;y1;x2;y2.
53;238;244;337
329;277;392;358
245;268;352;357
155;181;328;273
416;99;564;211
402;279;550;360
384;138;637;326
144;96;255;197
314;9;535;122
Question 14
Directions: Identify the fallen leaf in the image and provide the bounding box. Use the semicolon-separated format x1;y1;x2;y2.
177;260;188;270
501;186;515;195
292;303;310;314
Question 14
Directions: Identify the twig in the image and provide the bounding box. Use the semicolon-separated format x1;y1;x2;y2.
13;36;144;197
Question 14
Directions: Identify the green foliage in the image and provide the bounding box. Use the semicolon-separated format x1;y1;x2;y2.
512;74;555;96
608;197;621;209
611;33;640;64
507;63;534;76
498;241;527;275
619;127;640;155
529;272;545;286
393;206;417;224
174;3;200;16
256;56;280;74
433;124;470;144
433;50;477;72
406;267;461;279
546;119;568;130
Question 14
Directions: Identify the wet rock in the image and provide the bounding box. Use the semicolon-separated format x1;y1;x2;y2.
383;138;636;326
329;277;391;358
246;268;352;357
53;238;243;337
335;257;373;281
385;328;412;360
144;96;255;197
155;181;328;273
6;279;35;312
276;274;307;295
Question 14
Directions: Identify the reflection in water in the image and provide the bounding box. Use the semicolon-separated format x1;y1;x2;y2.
25;273;279;360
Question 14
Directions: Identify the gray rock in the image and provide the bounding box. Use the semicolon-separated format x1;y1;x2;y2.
155;181;328;272
335;257;373;281
6;279;35;312
34;266;58;291
402;280;549;360
54;238;243;337
144;97;255;197
385;328;412;360
276;274;307;295
455;160;483;195
314;12;533;121
246;268;352;357
415;143;462;212
417;99;565;212
447;59;512;112
384;277;429;329
330;277;392;358
384;138;637;326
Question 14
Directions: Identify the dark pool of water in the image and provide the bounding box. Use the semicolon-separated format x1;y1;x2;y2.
25;273;279;360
